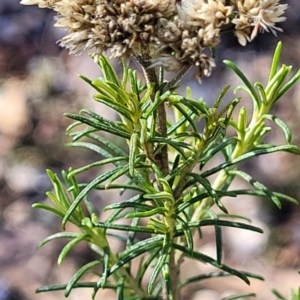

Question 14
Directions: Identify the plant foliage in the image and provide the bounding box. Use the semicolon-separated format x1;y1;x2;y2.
33;43;300;299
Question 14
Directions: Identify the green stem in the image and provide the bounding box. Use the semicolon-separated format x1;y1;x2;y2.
133;53;169;176
134;53;177;299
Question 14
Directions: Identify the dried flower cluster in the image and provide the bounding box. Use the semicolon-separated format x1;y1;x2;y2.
21;0;287;80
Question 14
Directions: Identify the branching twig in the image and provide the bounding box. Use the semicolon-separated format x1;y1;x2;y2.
133;53;169;176
163;64;192;93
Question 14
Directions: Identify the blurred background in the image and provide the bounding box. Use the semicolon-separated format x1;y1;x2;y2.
1;0;300;299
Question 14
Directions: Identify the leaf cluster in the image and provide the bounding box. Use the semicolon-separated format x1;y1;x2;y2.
34;43;300;299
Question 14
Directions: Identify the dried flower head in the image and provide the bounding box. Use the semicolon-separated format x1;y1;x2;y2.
20;0;288;80
232;0;288;45
20;0;59;8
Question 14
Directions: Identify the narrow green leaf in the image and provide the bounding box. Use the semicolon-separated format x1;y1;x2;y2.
140;84;155;105
175;219;263;236
254;82;268;106
129;132;139;176
105;202;154;212
189;173;228;213
65;113;131;139
93;246;110;298
214;85;231;109
215;223;222;265
32;203;65;218
179;271;263;288
264;114;291;143
152;280;163;298
79;74;93;85
139;117;148;148
158;178;173;194
94;96;133;121
117;277;125;300
105;164;129;188
272;289;287;300
45;191;65;213
104;193;145;207
136;247;161;287
86;133;128;157
65;260;102;297
199;137;238;170
222;97;240;127
64;109;130;138
62;166;125;228
121;58;129;88
125;207;167;219
230;189;299;204
65;170;80;199
221;293;256;300
66;141;115;159
36;282;120;293
176;190;236;213
38;232;82;248
172;131;202;141
148;217;169;233
168;154;181;188
173;103;197;132
68;157;128;178
229;170;281;208
268;42;282;81
150;137;194;158
69;127;97;141
275;68;300;101
128;69;139;96
127;217;140;249
216;213;252;223
237;107;247;138
179;97;208;115
47;170;71;210
144;191;174;203
265;65;290;101
98;55;121;87
148;234;170;295
110;236;163;276
83;183;145;193
224;60;261;109
92;221;156;234
162;264;172;300
58;234;89;265
177;216;193;257
105;207;124;223
144;90;172;119
91;80;125;104
202;145;300;178
176;192;210;213
173;243;250;285
132;170;158;194
167;110;196;136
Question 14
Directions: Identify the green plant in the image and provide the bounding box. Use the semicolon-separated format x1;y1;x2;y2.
32;43;300;300
20;0;300;299
273;282;300;300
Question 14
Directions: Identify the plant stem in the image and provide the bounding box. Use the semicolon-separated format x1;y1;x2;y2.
163;65;192;93
133;54;169;176
134;54;178;299
155;103;169;177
